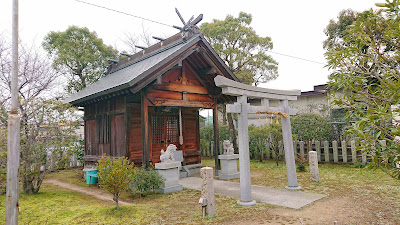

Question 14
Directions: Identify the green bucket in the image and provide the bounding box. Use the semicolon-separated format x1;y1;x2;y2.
86;169;98;184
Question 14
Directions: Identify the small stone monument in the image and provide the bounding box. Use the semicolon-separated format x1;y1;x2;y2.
308;151;319;182
200;167;215;217
155;144;183;193
218;140;240;180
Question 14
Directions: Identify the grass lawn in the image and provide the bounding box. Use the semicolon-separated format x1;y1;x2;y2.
1;158;399;224
0;184;155;224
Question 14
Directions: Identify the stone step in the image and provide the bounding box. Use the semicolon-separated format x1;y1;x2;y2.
179;171;188;179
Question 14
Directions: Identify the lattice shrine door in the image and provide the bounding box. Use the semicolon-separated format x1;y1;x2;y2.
149;113;180;163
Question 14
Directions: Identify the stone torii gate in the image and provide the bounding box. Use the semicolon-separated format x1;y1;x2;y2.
214;76;301;206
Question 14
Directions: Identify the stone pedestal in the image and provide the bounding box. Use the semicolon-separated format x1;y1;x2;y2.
218;154;240;180
201;167;215;217
155;161;183;193
309;151;319;182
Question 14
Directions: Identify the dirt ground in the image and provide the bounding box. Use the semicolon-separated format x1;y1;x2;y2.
45;176;399;225
43;162;400;225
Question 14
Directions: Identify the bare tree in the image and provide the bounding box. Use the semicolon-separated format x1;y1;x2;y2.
0;34;78;194
121;23;156;54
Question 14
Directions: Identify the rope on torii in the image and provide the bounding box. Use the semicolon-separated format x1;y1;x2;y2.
255;110;289;124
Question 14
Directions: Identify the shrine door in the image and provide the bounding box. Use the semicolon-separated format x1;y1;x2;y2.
149;114;180;163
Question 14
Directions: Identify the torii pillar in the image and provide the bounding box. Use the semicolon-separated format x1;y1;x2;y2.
215;76;301;206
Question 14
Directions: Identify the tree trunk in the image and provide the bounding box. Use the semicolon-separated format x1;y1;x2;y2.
222;104;227;125
114;193;120;210
308;141;312;153
227;113;238;154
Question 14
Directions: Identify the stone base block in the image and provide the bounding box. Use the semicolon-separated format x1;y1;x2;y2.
218;154;239;180
219;172;240;180
156;184;183;194
179;171;188;179
182;163;202;177
155;162;182;194
237;200;256;206
285;186;302;191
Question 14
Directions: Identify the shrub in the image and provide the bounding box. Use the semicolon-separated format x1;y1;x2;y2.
73;139;85;164
295;153;307;172
0;151;6;195
354;163;366;168
200;123;232;154
96;155;135;210
292;113;332;151
200;124;231;143
249;123;283;164
129;166;164;197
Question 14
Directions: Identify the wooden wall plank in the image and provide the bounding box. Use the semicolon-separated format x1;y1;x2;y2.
182;108;201;165
128;104;143;166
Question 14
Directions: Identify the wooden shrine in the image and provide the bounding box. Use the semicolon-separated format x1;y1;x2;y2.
66;23;238;168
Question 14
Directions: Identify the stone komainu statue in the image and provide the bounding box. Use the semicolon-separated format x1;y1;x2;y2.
160;144;177;163
223;140;234;155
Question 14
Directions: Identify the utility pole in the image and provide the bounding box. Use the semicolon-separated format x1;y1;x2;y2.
6;0;20;224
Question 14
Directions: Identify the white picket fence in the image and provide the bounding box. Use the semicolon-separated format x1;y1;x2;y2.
45;152;82;171
201;140;374;164
292;140;374;164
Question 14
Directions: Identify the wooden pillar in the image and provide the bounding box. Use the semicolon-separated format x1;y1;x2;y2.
124;96;129;158
141;91;149;168
213;101;220;174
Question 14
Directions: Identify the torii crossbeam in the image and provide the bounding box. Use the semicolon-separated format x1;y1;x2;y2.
214;76;301;206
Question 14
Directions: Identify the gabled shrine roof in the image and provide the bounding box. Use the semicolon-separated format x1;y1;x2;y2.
65;31;238;106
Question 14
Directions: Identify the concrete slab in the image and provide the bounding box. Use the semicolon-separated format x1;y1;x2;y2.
179;177;325;209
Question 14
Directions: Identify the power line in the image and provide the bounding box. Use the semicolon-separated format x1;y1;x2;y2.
267;50;326;65
75;0;326;66
74;0;174;28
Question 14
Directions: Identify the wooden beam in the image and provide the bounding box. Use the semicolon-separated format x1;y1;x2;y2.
213;100;220;173
152;83;209;95
185;61;208;88
141;91;150;168
147;97;215;108
130;45;199;94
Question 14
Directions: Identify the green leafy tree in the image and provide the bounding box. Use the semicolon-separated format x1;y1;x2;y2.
201;12;278;85
291;113;332;151
97;156;135;210
323;9;358;51
201;12;278;152
42;26;117;93
324;0;400;178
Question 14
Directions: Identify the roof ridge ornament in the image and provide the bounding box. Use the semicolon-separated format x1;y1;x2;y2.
173;8;203;36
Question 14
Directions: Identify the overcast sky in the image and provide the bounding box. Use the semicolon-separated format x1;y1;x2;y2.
1;0;380;92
